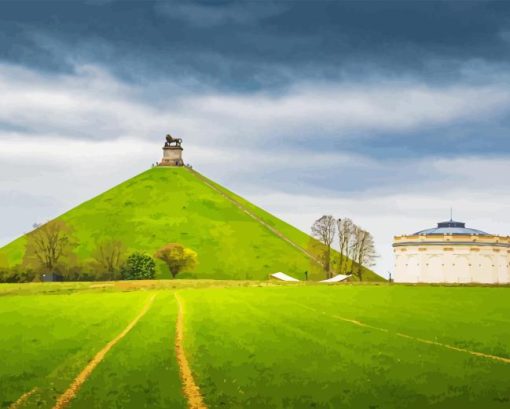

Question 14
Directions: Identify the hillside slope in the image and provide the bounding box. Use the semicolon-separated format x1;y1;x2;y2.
1;167;383;281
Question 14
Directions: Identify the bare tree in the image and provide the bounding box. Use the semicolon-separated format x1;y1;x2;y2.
360;231;377;277
93;239;126;280
311;215;336;278
23;220;77;276
337;218;354;275
349;224;360;278
350;226;377;281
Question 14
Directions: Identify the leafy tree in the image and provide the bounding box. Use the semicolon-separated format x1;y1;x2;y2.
22;220;77;278
154;243;198;278
120;252;156;280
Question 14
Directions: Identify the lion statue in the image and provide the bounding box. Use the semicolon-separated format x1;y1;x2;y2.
165;134;182;147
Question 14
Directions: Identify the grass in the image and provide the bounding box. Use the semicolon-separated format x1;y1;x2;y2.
0;167;382;281
196;171;381;282
0;291;149;408
1;281;508;408
200;172;313;251
69;292;186;409
183;286;510;408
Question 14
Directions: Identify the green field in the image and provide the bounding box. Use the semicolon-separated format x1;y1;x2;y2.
0;167;381;281
1;281;509;408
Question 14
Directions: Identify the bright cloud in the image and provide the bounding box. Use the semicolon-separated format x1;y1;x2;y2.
1;63;509;145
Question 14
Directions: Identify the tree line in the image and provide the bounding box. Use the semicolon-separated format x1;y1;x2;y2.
310;216;377;280
0;220;198;283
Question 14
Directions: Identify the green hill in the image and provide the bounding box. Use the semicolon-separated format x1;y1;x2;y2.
0;167;383;281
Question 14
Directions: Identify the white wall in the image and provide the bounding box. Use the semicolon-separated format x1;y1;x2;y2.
393;236;510;284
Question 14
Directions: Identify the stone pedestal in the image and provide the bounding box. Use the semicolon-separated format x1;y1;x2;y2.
160;146;184;166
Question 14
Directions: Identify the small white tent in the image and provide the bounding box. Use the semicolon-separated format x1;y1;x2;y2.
270;272;300;282
319;274;351;283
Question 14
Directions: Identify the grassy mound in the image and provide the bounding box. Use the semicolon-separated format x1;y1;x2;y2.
0;167;383;280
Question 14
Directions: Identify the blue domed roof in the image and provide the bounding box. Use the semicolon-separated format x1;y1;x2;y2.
414;220;489;236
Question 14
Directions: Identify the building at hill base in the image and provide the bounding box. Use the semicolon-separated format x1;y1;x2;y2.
393;220;510;284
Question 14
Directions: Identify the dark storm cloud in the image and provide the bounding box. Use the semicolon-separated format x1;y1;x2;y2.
155;1;288;27
2;1;510;89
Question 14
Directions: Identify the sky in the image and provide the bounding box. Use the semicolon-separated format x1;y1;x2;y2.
1;0;510;277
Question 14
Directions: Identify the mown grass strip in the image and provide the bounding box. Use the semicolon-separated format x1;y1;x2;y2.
8;387;38;409
174;293;207;409
302;304;510;364
52;294;157;409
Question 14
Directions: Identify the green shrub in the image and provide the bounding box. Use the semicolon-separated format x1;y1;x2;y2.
0;266;36;283
120;252;156;280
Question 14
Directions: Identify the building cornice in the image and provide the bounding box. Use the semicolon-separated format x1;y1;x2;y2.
393;241;510;248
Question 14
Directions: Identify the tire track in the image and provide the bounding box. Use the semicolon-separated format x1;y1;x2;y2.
8;387;38;409
52;293;157;409
174;292;207;409
301;304;510;364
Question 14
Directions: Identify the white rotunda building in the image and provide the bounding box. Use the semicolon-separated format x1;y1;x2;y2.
393;220;510;284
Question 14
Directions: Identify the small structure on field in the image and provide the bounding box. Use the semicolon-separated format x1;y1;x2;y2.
270;272;300;282
393;219;510;284
42;272;63;282
320;274;351;283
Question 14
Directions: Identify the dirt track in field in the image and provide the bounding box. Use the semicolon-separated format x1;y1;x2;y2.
52;294;157;409
8;387;38;409
175;293;208;409
302;304;510;364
